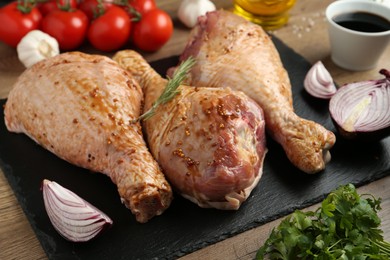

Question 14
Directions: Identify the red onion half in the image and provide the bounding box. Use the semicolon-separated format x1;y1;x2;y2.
329;69;390;140
304;61;337;99
42;179;113;242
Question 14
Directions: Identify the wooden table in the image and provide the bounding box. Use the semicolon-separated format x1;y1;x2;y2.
0;1;389;259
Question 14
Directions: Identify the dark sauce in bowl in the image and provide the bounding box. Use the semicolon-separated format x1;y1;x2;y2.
333;12;390;33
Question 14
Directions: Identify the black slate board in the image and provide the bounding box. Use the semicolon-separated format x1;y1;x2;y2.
1;37;389;260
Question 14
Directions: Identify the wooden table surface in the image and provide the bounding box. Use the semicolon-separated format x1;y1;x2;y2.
0;0;389;259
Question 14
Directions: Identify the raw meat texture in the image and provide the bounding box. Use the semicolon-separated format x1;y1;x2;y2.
170;10;336;174
4;52;172;223
113;50;267;210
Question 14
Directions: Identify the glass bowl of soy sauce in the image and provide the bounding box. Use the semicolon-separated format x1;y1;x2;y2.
325;0;390;71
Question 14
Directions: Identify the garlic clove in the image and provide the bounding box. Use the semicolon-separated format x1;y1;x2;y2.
17;30;60;68
42;179;113;242
178;0;216;28
304;61;337;99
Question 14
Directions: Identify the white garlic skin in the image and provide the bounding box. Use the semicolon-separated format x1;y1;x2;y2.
178;0;216;28
17;30;60;68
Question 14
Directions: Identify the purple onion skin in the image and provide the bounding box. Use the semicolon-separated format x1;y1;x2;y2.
42;179;113;242
332;119;390;141
329;69;390;142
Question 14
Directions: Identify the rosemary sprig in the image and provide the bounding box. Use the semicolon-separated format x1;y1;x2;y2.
132;57;196;123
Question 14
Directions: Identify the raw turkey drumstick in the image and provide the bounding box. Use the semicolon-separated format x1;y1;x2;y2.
113;50;267;210
170;10;336;174
4;52;172;223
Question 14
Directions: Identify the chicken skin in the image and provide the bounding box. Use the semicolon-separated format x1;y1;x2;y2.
171;10;336;174
114;50;267;209
4;52;172;223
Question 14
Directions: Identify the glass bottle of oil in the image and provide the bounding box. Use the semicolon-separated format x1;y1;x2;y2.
233;0;297;30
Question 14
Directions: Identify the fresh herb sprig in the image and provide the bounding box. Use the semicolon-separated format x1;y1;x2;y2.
256;184;390;259
133;57;196;123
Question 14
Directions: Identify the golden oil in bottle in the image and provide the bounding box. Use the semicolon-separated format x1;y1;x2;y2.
233;0;297;30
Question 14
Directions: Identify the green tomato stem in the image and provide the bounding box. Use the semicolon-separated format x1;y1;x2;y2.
57;0;72;11
17;0;34;13
113;0;141;22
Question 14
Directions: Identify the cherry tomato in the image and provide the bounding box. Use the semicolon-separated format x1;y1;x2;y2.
38;0;78;16
132;8;173;52
41;9;88;51
78;0;114;20
0;2;42;47
129;0;156;16
88;6;131;52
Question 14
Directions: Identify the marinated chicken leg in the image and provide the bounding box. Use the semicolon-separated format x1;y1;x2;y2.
171;10;336;174
114;50;267;209
4;52;172;223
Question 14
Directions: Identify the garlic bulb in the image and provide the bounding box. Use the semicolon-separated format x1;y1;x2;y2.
178;0;216;28
42;179;113;242
304;61;337;99
17;30;59;68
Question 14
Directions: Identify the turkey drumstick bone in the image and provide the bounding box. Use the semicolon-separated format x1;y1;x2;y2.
4;52;172;223
114;50;267;210
170;10;336;174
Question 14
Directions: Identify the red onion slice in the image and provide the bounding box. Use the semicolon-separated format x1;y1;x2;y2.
304;61;337;99
42;179;113;242
329;69;390;140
